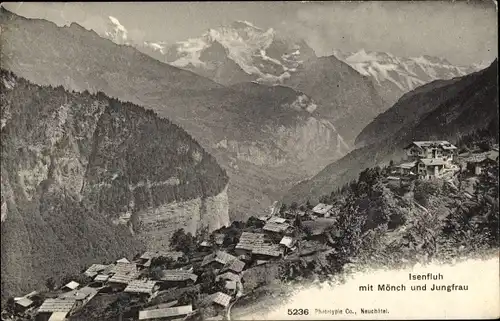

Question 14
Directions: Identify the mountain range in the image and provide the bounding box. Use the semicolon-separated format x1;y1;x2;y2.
333;49;488;106
284;59;498;205
0;8;352;227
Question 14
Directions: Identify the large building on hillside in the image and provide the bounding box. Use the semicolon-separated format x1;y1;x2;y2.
397;141;459;180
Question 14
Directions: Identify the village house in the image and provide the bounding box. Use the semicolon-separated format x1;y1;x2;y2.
201;251;237;271
395;141;460;180
36;298;77;321
61;281;80;292
138;304;193;321
235;232;266;257
262;221;294;241
13;297;34;314
220;258;245;274
404;141;457;162
156;269;198;289
83;264;110;278
279;236;297;255
461;150;499;175
106;263;141;291
123;280;159;299
311;203;334;218
251;243;284;260
58;286;99;313
202;292;232;312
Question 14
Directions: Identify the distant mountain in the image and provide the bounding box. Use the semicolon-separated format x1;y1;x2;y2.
333;49;486;106
136;20;317;86
1;69;229;299
284;59;498;205
101;16;387;143
0;8;349;222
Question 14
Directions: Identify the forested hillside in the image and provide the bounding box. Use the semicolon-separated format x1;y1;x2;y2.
0;69;228;300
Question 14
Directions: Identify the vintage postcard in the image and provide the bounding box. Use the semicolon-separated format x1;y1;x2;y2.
0;1;498;320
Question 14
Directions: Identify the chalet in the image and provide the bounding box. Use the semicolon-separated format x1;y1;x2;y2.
404;141;457;162
462;150;499;175
58;286;99;312
251;243;284;260
93;274;110;284
138;305;193;320
396;161;417;176
235;232;266;257
157;269;198;288
201;251;237;270
14;297;34;313
224;280;238;295
124;280;159;298
416;158;448;180
279;236;297;254
83;264;110;278
202;292;232;311
262;222;293;239
220;258;245;274
36;298;76;321
107;263;141;290
61;281;79;292
311;203;333;218
267;217;288;224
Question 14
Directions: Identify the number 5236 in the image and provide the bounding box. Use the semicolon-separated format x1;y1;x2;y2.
288;308;309;315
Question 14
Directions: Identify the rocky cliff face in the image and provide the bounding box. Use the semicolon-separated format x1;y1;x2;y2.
0;69;229;299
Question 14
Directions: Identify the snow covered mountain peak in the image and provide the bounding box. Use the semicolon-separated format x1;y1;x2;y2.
333;48;485;104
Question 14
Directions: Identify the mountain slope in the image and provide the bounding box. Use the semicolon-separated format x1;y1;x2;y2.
0;69;229;299
0;8;349;220
284;59;498;204
333;49;485;106
283;55;387;143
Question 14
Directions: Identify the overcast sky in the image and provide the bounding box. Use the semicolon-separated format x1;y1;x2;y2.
2;1;498;65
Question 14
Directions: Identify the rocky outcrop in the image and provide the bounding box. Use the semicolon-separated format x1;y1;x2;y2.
0;69;229;299
136;185;229;249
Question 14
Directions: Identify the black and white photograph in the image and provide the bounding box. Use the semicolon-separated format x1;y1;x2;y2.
0;1;498;320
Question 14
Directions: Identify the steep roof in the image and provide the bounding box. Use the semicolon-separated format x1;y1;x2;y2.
201;251;236;267
124;280;158;294
59;286;98;301
138;305;193;320
268;217;287;224
84;264;110;278
204;292;232;308
116;258;130;264
405;141;457;150
221;259;245;274
37;299;76;313
108;269;141;284
251;244;283;257
236;232;266;251
159;270;198;282
63;281;79;290
312;203;333;215
109;262;137;274
15;297;33;308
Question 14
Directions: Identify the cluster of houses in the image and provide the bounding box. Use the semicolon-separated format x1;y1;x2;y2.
390;141;498;183
4;201;344;321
